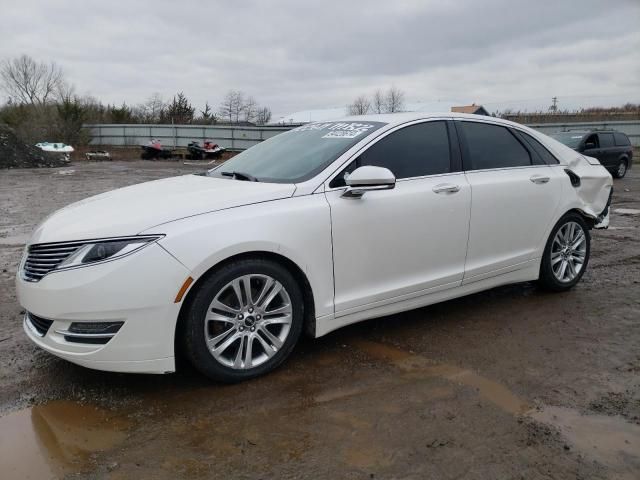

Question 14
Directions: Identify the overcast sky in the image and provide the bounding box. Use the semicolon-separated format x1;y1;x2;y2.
1;0;639;119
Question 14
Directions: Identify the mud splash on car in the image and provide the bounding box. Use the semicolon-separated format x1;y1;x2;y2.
0;400;129;478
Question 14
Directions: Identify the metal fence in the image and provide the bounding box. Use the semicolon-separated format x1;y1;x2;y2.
85;119;640;150
85;124;294;151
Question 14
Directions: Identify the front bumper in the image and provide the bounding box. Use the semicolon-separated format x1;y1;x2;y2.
16;243;191;374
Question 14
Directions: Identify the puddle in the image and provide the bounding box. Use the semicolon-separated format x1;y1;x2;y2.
614;208;640;215
0;400;129;479
532;406;640;473
352;339;531;415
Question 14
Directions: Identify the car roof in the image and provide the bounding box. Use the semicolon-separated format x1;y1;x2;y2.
327;111;517;127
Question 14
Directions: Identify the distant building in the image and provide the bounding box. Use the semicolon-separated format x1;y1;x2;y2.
451;104;490;116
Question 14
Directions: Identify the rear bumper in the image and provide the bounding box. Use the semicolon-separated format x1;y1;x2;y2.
594;187;613;229
16;243;191;374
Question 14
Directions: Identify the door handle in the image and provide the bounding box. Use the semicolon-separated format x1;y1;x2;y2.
432;183;461;194
530;175;550;184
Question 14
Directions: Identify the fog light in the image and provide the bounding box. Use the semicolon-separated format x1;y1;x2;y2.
55;321;124;344
68;322;124;334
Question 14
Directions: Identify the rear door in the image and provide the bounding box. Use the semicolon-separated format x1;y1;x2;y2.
456;120;563;283
597;132;616;167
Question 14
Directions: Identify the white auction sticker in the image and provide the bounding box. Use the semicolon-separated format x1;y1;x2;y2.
293;122;378;139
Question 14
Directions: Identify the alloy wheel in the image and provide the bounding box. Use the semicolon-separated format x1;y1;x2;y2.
204;274;293;369
617;161;627;178
550;221;587;283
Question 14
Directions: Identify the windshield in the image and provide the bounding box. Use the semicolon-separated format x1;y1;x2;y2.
208;121;386;183
550;132;585;149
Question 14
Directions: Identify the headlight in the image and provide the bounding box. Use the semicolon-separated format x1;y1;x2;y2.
56;235;163;269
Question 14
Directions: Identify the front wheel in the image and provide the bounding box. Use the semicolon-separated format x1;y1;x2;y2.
182;258;304;382
538;213;590;292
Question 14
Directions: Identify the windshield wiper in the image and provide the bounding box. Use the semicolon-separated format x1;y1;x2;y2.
220;171;259;182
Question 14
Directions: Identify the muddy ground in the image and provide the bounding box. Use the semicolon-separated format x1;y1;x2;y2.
0;160;638;480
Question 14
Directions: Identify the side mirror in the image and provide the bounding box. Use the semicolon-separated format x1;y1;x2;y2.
584;142;596;150
342;165;396;198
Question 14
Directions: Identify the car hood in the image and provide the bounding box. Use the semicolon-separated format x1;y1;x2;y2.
29;175;296;244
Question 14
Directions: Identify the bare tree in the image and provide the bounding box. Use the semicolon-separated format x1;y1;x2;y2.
218;90;245;123
133;93;165;123
217;90;234;123
0;54;64;106
255;106;272;125
55;81;76;103
143;93;165;123
385;86;405;113
347;95;371;115
243;95;257;123
232;91;245;123
372;89;385;114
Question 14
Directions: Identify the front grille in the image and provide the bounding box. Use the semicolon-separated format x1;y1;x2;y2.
26;312;54;336
22;241;85;282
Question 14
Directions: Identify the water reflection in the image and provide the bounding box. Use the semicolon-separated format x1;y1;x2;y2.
0;401;128;479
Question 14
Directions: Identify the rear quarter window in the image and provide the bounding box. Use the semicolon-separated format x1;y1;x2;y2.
614;132;631;146
518;131;560;165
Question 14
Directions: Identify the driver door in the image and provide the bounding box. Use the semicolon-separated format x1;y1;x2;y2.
582;133;605;165
324;120;471;316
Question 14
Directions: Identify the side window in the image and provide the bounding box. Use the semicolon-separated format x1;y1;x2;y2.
613;132;630;146
598;133;614;148
330;121;451;187
359;121;450;179
584;134;599;149
459;122;531;170
518;131;560;165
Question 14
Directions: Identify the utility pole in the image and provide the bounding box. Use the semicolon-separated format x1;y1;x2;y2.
549;97;558;112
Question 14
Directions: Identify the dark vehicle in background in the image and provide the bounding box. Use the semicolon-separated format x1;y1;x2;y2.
551;130;633;178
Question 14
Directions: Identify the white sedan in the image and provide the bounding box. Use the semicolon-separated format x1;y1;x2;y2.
17;113;613;382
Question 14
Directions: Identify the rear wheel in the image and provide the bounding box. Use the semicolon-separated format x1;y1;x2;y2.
613;159;628;179
538;213;590;292
183;258;304;382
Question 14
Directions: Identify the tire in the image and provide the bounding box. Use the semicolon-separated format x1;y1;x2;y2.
538;212;590;292
182;258;304;382
612;159;628;179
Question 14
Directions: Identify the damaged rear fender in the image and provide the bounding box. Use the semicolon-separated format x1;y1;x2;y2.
563;154;613;228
